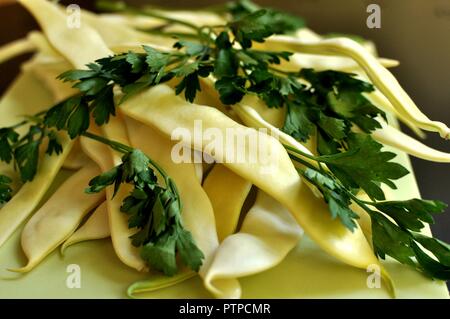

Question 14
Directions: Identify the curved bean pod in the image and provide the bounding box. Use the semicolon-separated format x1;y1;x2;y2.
10;163;104;272
203;164;252;242
61;201;110;253
266;35;450;139
204;190;303;298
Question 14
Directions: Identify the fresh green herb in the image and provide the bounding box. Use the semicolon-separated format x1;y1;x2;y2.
1;112;203;276
0;127;19;163
0;174;13;204
0;121;62;183
288;144;450;280
301;168;359;231
318;133;409;200
227;0;305;37
84;136;204;276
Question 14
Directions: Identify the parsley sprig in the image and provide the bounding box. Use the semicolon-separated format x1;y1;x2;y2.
288;145;450;280
83;132;204;275
0;114;63;183
0;110;204;275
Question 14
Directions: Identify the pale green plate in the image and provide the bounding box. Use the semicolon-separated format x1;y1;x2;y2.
0;73;448;299
0;147;448;299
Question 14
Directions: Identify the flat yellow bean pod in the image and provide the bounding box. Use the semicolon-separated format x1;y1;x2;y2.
204;190;303;298
0;70;72;248
203;164;252;241
372;121;450;163
127;269;197;299
80;124;147;272
61;201;110;253
24;58;92;171
25;59;76;101
26;31;61;58
364;90;426;139
0;143;72;250
10;164;104;272
266;35;450;138
257;28;398;73
102;10;225;32
19;0;112;68
124;117;235;294
62;139;92;170
20;0;149;272
0;37;35;65
233;102;318;169
80;9;176;49
118;85;390;288
124;118;219;267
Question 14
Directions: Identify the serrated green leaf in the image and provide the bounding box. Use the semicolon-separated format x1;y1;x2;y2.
143;45;170;72
282;102;315;142
0;174;13;204
125;51;146;73
46;131;63;156
215;76;246;105
176;228;204;272
74;77;109;96
141;230;178;276
67;102;90;138
57;69;99;82
215;49;238;77
0;128;19;163
92;85;115;125
320;133;409;200
14;138;41;183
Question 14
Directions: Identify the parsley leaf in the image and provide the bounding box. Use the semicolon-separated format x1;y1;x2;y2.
45;131;63;156
282;101;315;142
91;85;116;126
370;207;450;280
0;128;19;163
303;168;359;231
86;148;204;275
319;133;409;200
215;76;247;105
13;125;43;182
373;199;446;232
229;6;303;49
0;174;13;204
67;100;90;139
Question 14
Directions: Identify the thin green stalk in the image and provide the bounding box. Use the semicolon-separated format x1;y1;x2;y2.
96;1;200;32
80;131;132;154
81;132;173;191
138;29;199;40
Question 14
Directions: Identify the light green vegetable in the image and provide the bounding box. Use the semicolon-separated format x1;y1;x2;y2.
203;164;252;241
61;201;110;253
204;190;303;298
10;164;104;272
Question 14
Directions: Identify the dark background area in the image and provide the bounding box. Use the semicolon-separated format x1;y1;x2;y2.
0;0;449;243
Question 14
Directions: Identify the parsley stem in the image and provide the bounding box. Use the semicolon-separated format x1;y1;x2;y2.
283;144;320;162
268;66;298;77
138;29;199;40
132;9;201;33
81;131;174;193
289;152;318;171
81;131;132;154
9;110;47;129
96;1;201;33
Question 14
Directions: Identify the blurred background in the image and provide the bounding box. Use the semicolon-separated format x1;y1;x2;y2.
0;0;449;242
